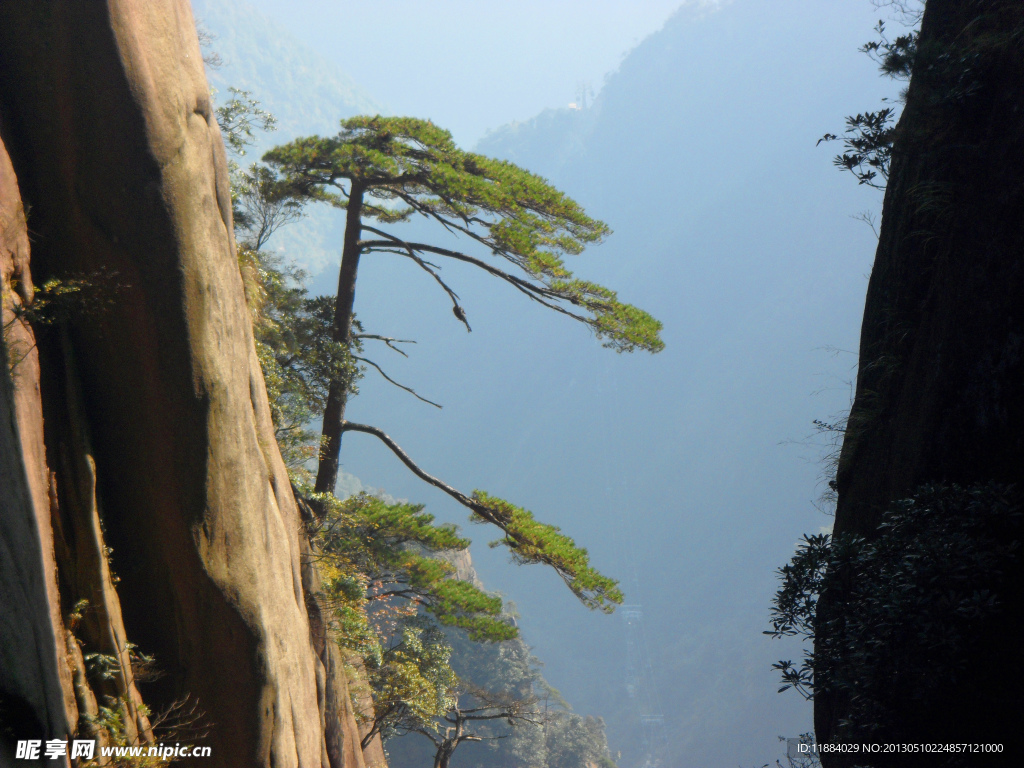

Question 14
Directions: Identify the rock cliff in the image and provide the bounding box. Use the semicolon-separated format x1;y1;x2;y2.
0;3;374;766
820;1;1024;764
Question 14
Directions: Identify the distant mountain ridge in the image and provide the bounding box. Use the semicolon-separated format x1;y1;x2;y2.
192;0;384;275
179;2;888;766
193;0;381;143
477;106;596;180
469;1;891;765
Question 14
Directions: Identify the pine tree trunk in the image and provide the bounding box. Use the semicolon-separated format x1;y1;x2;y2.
314;183;365;495
434;746;452;768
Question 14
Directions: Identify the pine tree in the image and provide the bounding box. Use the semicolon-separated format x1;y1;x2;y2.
264;116;663;495
262;116;663;610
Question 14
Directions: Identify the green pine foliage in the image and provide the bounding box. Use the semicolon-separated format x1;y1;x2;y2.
470;492;623;612
306;492;530;751
312;493;517;643
263;115;664;354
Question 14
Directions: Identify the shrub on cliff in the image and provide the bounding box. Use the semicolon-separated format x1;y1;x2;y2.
768;483;1024;743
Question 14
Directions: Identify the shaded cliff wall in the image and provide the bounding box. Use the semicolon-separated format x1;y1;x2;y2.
0;118;75;768
0;2;374;766
820;0;1024;763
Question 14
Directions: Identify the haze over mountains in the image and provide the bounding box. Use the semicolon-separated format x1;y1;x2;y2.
194;0;896;764
194;0;377;273
196;0;379;135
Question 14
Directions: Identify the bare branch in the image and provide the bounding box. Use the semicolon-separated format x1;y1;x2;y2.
411;727;443;749
360;226;594;324
339;422;477;509
852;210;880;240
352;355;442;408
338;421;597;599
354;333;417;357
360;226;472;331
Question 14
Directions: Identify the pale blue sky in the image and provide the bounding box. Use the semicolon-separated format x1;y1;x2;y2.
195;2;911;763
241;0;692;145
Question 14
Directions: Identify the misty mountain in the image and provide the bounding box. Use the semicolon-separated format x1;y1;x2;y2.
189;1;892;765
192;0;381;274
456;1;893;764
193;0;379;138
12;3;1022;768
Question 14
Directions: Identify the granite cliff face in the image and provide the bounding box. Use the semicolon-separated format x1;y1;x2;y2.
0;108;77;764
0;3;374;766
820;1;1024;764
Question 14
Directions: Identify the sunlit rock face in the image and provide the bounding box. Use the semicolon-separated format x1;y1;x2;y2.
0;3;373;766
0;119;77;767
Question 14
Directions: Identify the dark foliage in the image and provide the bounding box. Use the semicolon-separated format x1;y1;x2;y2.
818;109;896;189
769;484;1024;742
818;21;919;188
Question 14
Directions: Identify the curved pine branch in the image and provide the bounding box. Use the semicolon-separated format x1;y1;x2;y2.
340;421;622;611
